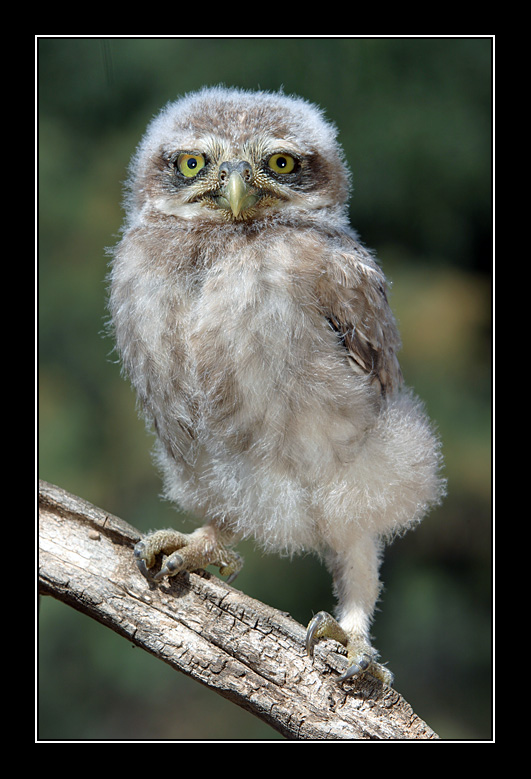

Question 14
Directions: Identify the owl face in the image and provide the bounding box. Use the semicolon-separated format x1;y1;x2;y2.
127;87;351;225
162;137;311;222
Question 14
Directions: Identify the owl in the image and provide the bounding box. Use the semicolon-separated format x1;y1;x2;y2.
109;86;445;685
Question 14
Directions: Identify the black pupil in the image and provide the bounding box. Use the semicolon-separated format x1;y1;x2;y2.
277;157;287;168
187;158;198;169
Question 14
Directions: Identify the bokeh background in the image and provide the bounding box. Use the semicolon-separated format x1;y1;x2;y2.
38;37;492;741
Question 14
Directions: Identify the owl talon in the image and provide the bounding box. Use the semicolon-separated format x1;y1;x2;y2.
134;541;153;578
135;556;150;579
134;528;243;584
221;567;240;585
306;610;393;686
306;611;349;658
335;654;372;682
153;552;185;580
217;550;244;583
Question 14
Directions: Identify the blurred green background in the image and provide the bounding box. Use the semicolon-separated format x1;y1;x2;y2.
38;37;492;741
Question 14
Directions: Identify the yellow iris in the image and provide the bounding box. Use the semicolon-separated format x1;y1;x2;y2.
268;153;296;174
178;153;206;178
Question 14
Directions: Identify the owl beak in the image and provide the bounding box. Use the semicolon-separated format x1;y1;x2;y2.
217;162;259;218
223;171;250;217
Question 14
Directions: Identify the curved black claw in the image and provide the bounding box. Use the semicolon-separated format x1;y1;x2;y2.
305;614;320;658
335;653;372;682
153;553;184;581
218;550;244;585
134;542;151;578
224;569;240;585
306;611;348;658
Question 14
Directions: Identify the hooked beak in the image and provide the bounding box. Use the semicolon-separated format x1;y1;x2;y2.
216;162;259;218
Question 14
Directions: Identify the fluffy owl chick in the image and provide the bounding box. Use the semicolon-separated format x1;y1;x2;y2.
109;86;445;685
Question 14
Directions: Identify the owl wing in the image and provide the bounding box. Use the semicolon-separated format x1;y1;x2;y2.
317;233;403;395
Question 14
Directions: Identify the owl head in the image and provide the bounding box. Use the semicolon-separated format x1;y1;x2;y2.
124;86;351;227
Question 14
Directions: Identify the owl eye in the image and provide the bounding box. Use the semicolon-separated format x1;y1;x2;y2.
268;153;297;174
177;153;206;178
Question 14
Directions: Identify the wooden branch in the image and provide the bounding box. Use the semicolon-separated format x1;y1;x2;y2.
38;479;439;740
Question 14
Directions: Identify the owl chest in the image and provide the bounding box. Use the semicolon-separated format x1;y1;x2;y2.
132;245;372;466
127;244;314;412
186;261;306;400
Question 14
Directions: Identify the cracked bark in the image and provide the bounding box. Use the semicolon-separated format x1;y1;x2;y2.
38;479;439;741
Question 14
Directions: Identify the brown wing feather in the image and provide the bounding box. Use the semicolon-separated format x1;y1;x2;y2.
318;235;403;394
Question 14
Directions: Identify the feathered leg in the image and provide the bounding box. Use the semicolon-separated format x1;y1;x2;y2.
306;533;393;685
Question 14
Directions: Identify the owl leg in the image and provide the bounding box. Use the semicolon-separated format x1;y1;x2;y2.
134;523;243;584
306;534;393;686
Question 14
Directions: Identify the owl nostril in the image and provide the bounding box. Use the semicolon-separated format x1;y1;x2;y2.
240;164;252;182
219;160;252;183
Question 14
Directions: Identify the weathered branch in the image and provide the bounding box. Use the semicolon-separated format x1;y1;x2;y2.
38;479;438;740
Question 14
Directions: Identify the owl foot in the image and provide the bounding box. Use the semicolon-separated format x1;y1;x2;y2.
134;526;243;584
306;611;393;686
